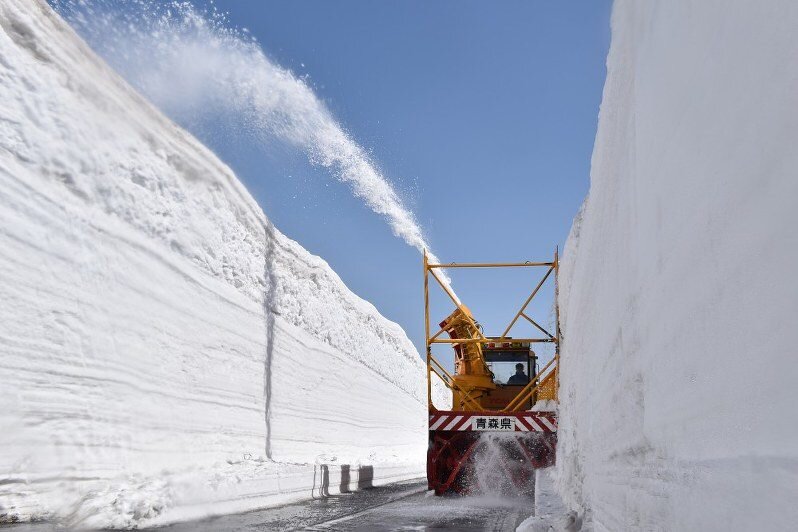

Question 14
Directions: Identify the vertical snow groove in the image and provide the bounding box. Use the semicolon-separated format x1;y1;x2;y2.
263;222;277;461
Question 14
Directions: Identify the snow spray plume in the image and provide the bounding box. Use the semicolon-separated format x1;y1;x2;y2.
468;433;534;498
51;0;455;289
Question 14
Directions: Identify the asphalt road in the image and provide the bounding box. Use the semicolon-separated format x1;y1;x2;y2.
1;478;534;531
159;479;534;531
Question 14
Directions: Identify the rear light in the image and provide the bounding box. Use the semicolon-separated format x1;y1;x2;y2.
487;342;495;348
502;342;510;348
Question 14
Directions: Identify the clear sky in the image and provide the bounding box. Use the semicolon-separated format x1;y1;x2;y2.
187;1;612;364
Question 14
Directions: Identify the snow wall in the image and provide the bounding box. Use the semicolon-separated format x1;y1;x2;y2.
0;0;447;527
557;1;798;530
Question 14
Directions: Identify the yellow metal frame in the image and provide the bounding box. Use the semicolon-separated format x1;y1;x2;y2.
424;250;561;413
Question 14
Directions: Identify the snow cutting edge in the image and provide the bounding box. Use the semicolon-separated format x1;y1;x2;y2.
422;251;560;497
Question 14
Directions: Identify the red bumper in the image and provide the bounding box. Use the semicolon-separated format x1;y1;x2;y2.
427;410;557;496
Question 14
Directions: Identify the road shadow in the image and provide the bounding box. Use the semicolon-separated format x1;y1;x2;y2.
312;464;375;498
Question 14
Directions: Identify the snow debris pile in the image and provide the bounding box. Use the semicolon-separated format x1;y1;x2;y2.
0;0;446;527
529;399;557;413
516;469;579;532
556;1;798;530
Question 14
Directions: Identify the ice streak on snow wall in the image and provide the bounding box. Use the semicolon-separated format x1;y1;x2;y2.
556;1;798;531
0;0;448;526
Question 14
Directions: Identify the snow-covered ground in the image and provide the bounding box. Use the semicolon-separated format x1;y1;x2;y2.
516;469;579;532
556;1;798;530
0;0;447;527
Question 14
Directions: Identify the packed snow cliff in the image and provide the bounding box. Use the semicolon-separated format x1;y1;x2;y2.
556;1;798;530
0;0;446;527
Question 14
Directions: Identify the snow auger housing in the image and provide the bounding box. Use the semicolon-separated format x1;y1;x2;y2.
423;251;560;496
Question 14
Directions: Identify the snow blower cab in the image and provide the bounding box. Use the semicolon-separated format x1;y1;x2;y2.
423;252;560;497
482;340;537;409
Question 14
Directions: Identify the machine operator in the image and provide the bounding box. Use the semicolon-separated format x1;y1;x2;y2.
507;363;529;385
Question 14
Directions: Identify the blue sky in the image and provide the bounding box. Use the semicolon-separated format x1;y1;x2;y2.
192;1;613;364
156;1;612;364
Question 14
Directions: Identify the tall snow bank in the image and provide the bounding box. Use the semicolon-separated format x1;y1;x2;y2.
556;1;798;530
0;0;446;527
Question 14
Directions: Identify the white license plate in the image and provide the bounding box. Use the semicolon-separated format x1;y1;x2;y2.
471;416;516;431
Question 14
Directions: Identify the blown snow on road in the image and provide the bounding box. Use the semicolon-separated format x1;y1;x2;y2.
556;1;798;530
0;0;447;527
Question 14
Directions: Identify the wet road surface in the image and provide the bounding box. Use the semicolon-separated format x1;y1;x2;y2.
1;478;534;531
160;479;533;531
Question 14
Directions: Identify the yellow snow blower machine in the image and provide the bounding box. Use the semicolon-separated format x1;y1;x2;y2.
423;251;559;497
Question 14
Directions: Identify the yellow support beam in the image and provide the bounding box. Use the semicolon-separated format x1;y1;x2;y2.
521;313;555;340
429;355;483;411
423;251;561;412
430;338;555;344
424;252;432;409
427;268;487;342
503;356;557;412
428;262;555;268
500;265;554;339
554;246;561;401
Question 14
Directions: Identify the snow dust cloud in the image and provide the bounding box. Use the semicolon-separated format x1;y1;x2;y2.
52;0;448;273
